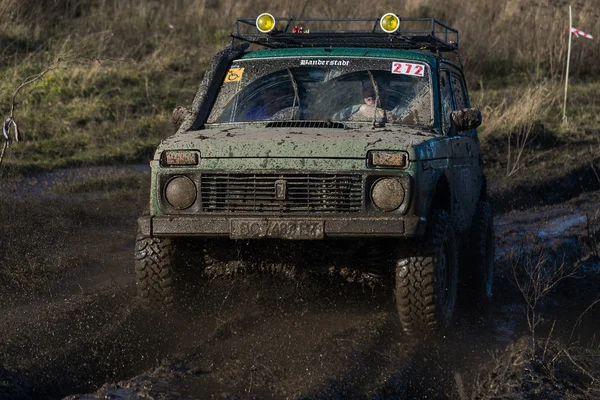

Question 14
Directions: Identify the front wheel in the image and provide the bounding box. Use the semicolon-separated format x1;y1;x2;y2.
394;209;459;335
134;234;176;311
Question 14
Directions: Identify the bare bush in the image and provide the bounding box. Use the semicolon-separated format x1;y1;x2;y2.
476;241;600;397
505;124;533;177
509;247;581;349
1;59;65;165
474;84;558;176
473;336;600;399
0;34;115;166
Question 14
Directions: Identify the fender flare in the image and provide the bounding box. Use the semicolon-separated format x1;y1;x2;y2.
422;171;452;219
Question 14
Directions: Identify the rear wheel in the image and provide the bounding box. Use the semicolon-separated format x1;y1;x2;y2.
395;209;458;335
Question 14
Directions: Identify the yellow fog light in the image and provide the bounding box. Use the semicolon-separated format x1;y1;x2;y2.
256;13;276;33
371;178;404;212
165;176;197;210
380;13;400;33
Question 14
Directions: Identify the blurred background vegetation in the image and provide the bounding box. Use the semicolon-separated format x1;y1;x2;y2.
0;0;598;170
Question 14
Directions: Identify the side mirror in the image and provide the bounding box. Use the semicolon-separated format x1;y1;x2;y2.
451;108;482;131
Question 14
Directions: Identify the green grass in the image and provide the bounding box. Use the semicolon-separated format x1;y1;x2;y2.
557;81;600;133
0;58;202;171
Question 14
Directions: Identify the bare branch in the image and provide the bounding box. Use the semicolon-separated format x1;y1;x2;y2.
10;58;66;117
563;349;598;382
543;320;556;360
507;123;533;177
0;141;7;164
1;31;115;167
569;297;600;343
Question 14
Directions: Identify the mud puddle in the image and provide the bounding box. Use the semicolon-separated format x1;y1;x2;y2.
1;165;598;399
65;189;600;400
495;190;600;257
63;277;464;400
0;164;150;199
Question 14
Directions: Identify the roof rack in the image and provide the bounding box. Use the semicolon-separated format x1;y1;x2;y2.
230;17;459;53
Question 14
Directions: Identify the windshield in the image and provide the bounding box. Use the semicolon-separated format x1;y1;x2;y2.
207;57;433;127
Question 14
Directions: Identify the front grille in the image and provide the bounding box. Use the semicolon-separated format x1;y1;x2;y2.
200;173;363;213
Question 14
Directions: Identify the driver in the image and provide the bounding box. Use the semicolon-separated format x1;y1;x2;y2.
333;80;394;122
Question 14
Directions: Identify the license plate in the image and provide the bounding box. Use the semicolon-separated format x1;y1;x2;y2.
230;219;324;240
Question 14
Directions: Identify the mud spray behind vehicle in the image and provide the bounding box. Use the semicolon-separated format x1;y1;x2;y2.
135;13;494;335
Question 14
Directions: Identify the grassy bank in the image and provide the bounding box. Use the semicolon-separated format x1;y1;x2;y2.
0;0;598;171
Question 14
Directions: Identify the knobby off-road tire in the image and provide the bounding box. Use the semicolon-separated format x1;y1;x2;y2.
465;201;495;303
395;209;459;335
135;234;176;311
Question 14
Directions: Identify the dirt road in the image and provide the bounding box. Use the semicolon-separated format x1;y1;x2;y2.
0;163;599;400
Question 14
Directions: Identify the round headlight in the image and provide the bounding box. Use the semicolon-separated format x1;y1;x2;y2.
380;13;400;33
165;176;196;210
371;178;404;211
256;13;276;33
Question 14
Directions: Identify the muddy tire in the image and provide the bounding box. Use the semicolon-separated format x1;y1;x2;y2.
395;209;459;335
135;234;176;311
465;201;494;302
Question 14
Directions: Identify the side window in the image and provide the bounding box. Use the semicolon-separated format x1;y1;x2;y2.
451;74;468;110
440;70;455;133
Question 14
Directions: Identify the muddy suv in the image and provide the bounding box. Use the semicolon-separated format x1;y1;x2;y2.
135;15;494;334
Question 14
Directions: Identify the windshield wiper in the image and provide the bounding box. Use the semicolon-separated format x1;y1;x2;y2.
287;68;300;120
367;70;386;128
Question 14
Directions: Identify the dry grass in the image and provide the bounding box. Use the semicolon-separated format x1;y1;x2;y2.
2;0;599;82
0;0;598;170
475;84;559;176
477;84;558;134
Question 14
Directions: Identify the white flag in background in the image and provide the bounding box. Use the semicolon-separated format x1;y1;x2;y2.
571;27;594;39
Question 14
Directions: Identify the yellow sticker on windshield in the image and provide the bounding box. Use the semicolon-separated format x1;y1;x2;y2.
224;67;244;82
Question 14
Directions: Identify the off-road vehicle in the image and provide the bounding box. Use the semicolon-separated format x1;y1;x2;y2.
135;14;494;334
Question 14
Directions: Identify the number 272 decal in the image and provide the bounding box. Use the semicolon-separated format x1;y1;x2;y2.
391;62;425;77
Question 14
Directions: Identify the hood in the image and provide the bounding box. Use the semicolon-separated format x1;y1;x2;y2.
157;125;443;161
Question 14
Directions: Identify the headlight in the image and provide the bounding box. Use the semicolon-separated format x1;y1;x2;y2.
371;177;404;211
164;176;197;210
368;150;409;169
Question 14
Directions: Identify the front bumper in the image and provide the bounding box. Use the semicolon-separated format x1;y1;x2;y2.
138;214;426;239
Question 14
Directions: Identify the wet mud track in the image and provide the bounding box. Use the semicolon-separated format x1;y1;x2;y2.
0;166;598;399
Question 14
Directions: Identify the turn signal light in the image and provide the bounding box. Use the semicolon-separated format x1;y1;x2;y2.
256;13;276;33
380;13;400;33
368;150;409;168
161;150;200;167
